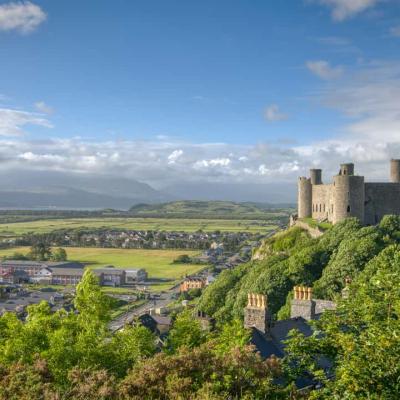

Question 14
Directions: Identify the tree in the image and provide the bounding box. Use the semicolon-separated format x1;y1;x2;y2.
173;254;192;264
213;319;251;356
51;247;67;261
74;270;112;324
284;245;400;399
165;310;205;353
28;239;52;261
109;325;156;377
119;342;285;400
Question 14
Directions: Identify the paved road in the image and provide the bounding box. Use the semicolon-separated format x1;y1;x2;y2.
109;290;177;332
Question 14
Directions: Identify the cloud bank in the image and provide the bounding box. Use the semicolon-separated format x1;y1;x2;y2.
0;1;46;34
1;61;400;187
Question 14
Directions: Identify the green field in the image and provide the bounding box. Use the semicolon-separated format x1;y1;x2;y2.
0;247;205;283
0;217;277;237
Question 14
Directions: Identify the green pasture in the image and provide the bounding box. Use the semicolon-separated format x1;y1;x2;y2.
0;247;206;284
0;217;277;238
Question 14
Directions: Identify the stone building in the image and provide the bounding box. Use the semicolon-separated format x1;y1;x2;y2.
298;159;400;225
243;289;335;368
180;277;206;293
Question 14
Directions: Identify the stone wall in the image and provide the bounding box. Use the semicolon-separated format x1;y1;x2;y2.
311;184;332;221
364;183;400;225
314;299;336;315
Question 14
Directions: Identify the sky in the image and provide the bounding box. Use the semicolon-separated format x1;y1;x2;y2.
1;0;400;189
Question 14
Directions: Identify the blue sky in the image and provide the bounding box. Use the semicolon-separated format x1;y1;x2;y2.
1;0;400;187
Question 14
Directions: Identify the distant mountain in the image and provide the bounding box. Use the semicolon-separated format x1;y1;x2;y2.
0;170;296;209
163;182;296;204
0;170;172;209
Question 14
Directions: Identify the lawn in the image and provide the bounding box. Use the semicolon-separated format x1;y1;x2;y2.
0;217;277;238
0;247;205;281
300;218;332;231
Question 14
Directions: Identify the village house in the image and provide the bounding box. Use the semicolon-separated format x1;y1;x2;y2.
180;276;206;292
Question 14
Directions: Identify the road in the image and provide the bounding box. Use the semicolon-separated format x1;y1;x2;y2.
109;289;177;332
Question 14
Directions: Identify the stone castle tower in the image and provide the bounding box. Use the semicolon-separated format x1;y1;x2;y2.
298;159;400;225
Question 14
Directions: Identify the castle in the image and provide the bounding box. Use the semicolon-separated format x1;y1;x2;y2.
298;159;400;225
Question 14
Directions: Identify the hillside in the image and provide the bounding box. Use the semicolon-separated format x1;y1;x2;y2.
129;200;294;220
196;216;400;397
198;216;399;320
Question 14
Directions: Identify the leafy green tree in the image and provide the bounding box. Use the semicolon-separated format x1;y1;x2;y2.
173;254;192;264
74;270;112;324
166;310;205;353
28;239;52;261
109;325;156;377
213;319;250;356
51;247;67;261
284;244;400;399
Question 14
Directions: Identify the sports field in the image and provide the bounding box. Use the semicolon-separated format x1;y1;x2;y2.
0;217;277;237
0;247;205;281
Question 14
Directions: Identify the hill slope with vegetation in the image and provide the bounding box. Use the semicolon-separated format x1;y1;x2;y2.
129;200;294;220
198;216;400;398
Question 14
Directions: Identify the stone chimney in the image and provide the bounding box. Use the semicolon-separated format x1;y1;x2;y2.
290;286;315;320
244;293;271;334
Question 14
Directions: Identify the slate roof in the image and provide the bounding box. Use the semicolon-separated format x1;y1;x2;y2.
0;260;84;269
93;268;125;276
249;317;313;359
49;268;84;276
152;315;172;326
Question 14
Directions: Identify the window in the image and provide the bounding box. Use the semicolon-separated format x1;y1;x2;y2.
347;205;351;213
319;204;322;212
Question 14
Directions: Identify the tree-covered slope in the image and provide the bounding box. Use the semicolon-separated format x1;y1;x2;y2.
198;216;400;322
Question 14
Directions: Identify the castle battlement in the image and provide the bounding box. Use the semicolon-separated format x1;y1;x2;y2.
298;159;400;225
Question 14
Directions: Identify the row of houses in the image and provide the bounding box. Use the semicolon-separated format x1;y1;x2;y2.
0;260;147;287
0;287;68;316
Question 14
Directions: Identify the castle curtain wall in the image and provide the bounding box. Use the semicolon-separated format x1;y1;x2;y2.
311;184;332;221
364;183;400;225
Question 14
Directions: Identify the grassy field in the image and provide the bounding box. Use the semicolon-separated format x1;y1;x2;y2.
0;247;205;282
0;217;278;237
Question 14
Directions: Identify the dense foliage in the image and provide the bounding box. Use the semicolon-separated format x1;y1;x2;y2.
0;269;288;398
2;216;400;398
198;215;400;399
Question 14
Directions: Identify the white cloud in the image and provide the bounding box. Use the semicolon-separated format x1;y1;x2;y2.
306;60;344;79
167;149;183;164
0;108;52;136
315;0;381;21
0;1;46;34
34;101;53;115
390;26;400;37
264;105;288;122
194;158;231;169
1;60;400;187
